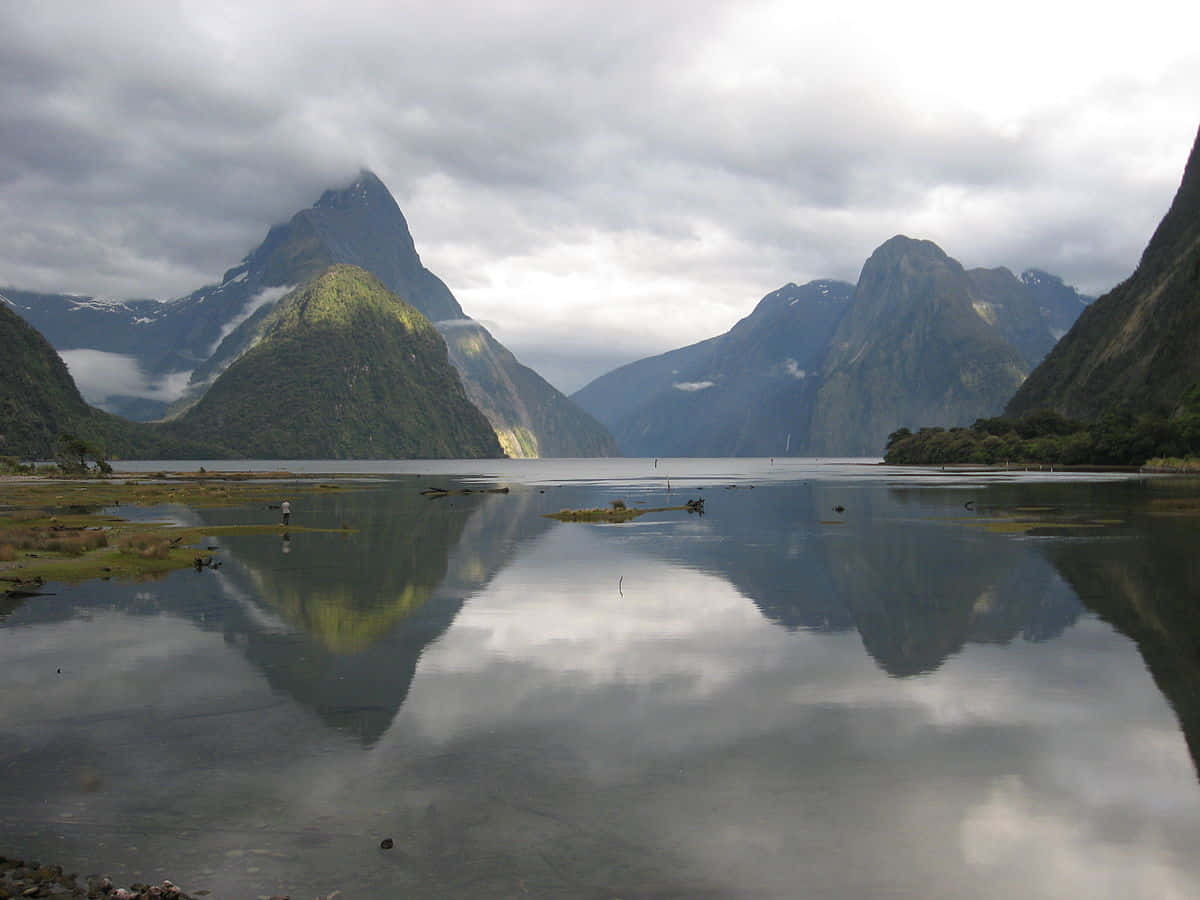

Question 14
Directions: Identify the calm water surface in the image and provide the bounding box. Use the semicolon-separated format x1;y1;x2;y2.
2;459;1199;898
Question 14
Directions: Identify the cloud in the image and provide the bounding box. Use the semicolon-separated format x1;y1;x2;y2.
57;349;191;406
673;380;715;392
783;359;806;379
1;0;1199;391
208;284;292;355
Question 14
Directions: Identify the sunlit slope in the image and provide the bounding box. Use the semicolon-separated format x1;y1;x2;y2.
175;265;503;459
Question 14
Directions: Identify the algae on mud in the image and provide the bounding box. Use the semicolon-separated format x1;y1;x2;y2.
545;500;703;523
0;474;355;586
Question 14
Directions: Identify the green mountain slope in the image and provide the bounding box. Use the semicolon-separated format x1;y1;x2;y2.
809;237;1029;456
0;299;231;459
173;266;502;459
0;298;101;458
179;173;616;457
1008;123;1200;419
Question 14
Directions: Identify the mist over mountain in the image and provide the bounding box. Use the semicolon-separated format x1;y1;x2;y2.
6;173;616;458
1007;123;1200;420
0;297;230;460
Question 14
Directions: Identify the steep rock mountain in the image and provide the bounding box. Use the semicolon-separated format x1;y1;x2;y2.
179;172;615;457
8;172;617;457
573;281;853;456
173;266;502;459
439;319;619;457
1007;124;1200;420
1019;269;1094;343
808;237;1029;456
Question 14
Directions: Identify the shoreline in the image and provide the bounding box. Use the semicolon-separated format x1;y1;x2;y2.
0;855;205;900
1;472;357;589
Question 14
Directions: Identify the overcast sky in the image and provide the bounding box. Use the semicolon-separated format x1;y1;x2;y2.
2;1;1198;392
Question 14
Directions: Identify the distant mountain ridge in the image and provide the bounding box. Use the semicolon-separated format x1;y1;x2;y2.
573;280;853;456
6;172;617;458
574;239;1090;457
1007;123;1200;420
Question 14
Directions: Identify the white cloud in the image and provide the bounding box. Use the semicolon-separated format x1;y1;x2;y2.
207;284;292;355
1;0;1198;391
783;358;806;379
57;348;191;406
674;380;715;392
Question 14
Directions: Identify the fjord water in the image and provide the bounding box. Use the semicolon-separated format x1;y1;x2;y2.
3;460;1199;898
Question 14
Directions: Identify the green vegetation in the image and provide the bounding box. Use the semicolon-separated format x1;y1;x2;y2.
546;499;703;523
1144;458;1200;473
1;299;236;461
0;456;32;475
1007;125;1200;422
0;474;354;585
174;265;504;459
885;391;1200;467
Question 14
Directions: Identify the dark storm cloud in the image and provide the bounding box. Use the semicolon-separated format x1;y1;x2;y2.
0;0;1197;388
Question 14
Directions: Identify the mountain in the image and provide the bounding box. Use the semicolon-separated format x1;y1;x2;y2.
0;295;105;458
172;265;502;459
1007;124;1200;420
576;239;1087;458
6;172;617;457
0;296;230;460
573;280;853;456
809;237;1030;456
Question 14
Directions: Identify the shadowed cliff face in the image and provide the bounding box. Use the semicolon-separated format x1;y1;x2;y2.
440;319;619;458
1008;123;1200;420
809;236;1029;457
572;280;853;457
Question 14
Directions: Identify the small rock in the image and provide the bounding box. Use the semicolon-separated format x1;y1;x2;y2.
379;838;394;850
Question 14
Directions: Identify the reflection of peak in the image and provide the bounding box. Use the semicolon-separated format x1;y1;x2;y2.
1046;519;1200;778
186;483;554;746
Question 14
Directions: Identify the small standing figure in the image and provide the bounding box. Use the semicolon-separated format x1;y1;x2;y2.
281;499;291;527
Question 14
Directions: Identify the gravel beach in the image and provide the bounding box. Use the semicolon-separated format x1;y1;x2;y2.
0;857;209;900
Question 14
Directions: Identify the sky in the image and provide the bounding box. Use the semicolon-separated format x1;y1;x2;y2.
1;1;1198;393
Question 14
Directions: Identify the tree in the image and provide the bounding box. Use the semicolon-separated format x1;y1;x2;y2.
54;433;112;475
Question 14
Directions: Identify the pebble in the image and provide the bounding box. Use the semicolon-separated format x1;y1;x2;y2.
0;856;197;900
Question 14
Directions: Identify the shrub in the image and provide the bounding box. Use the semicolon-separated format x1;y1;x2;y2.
120;533;173;559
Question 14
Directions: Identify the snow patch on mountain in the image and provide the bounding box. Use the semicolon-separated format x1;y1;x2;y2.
783;359;807;379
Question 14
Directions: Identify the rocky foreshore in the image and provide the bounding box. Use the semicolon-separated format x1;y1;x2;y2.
0;857;208;900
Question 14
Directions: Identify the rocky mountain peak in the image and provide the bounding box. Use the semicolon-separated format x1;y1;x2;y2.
313;169;394;212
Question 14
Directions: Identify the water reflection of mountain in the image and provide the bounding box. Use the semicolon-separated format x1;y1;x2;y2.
1041;481;1200;775
640;482;1081;677
188;481;552;745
